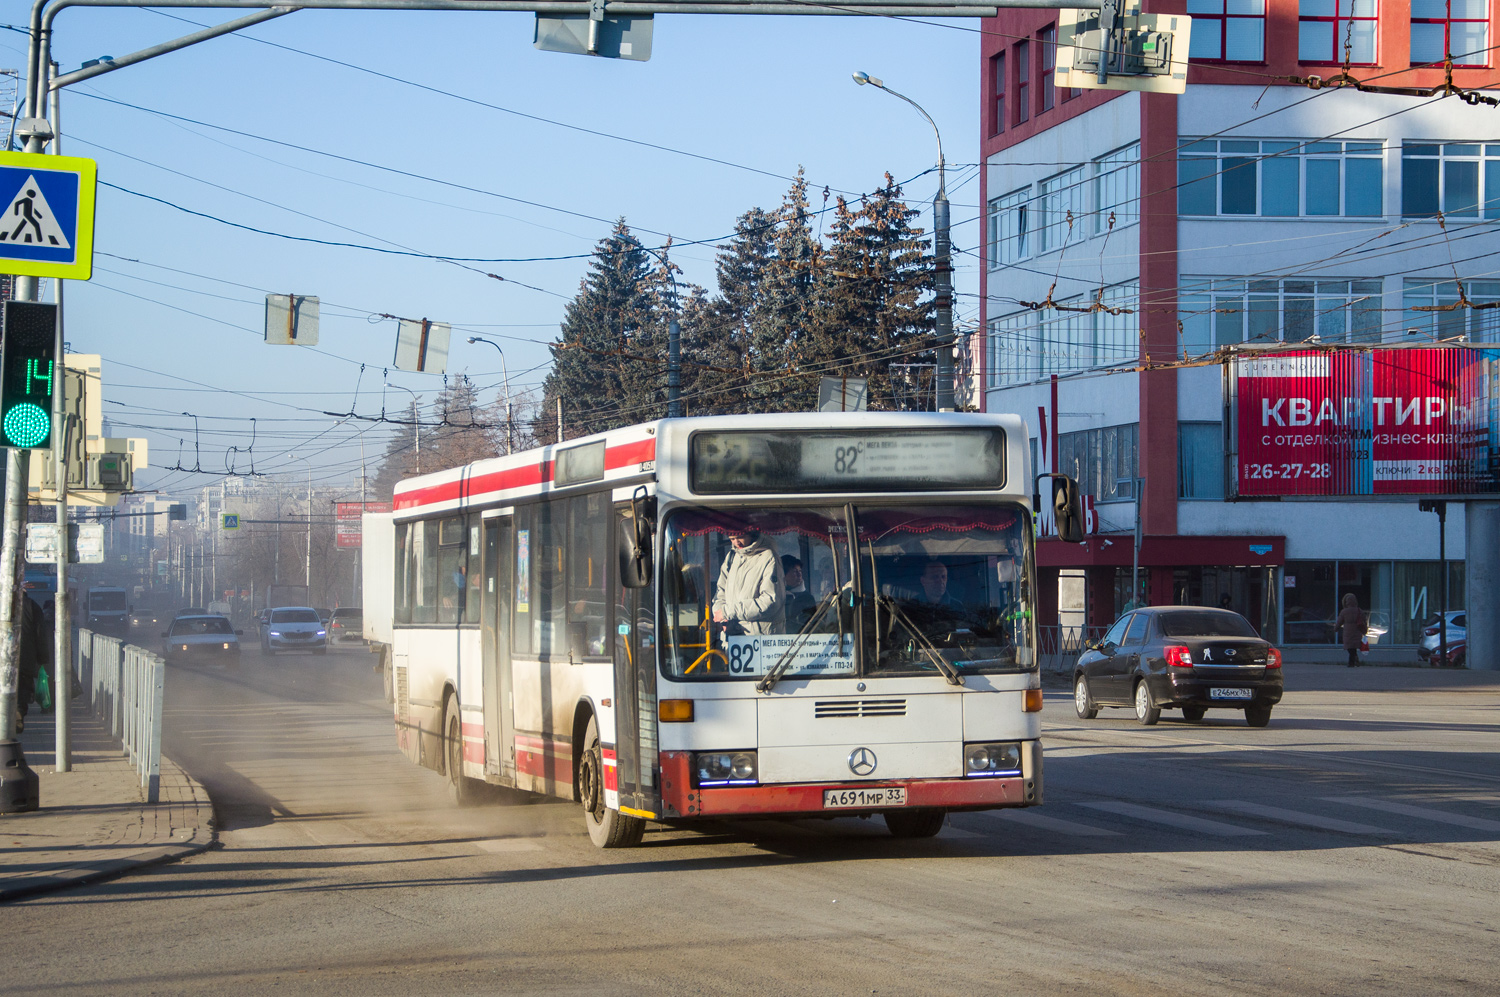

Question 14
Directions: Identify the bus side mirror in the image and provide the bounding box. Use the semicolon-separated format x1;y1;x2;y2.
619;487;656;589
1035;473;1086;544
1053;475;1085;544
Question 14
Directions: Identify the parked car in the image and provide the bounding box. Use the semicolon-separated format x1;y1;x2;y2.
261;606;327;656
1417;612;1467;663
328;607;363;644
1441;641;1467;668
1074;606;1283;727
162;614;241;666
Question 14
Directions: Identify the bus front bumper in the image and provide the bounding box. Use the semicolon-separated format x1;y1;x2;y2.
659;747;1041;819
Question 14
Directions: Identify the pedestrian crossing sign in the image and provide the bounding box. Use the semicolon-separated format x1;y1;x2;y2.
222;513;240;530
0;152;97;280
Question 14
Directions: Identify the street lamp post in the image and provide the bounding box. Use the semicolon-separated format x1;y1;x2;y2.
390;384;421;473
466;336;514;454
853;70;956;412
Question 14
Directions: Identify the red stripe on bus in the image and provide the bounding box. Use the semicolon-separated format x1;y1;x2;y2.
515;733;574;785
393;437;656;510
658;751;1026;817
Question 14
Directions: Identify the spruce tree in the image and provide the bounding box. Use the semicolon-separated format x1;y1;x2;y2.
536;220;667;441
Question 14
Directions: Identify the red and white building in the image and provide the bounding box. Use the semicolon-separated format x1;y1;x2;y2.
979;1;1497;654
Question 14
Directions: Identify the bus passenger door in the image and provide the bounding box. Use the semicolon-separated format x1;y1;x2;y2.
482;517;516;784
613;502;659;818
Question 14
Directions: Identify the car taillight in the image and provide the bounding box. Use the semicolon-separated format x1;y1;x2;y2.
1164;645;1193;668
1265;647;1282;669
1423;626;1438;636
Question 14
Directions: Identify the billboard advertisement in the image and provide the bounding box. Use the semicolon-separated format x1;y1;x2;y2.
336;501;392;547
1231;348;1498;497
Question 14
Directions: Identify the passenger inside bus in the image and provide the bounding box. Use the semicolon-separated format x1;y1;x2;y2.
710;528;785;636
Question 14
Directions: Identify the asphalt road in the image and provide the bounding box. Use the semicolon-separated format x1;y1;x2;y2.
3;648;1498;996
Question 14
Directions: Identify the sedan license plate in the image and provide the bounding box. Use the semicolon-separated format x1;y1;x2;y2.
1209;687;1253;700
823;786;906;809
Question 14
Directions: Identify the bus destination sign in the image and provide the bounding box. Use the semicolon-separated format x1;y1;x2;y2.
690;428;1006;494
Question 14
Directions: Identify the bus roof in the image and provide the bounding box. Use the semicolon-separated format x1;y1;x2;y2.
391;412;1030;519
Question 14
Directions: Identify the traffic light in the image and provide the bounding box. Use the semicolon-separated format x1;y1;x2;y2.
0;301;57;450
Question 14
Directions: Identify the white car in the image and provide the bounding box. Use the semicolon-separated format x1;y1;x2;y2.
261;606;328;656
1417;612;1466;662
162;615;242;667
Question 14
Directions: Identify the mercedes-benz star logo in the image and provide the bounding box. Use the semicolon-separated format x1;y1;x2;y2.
848;747;878;776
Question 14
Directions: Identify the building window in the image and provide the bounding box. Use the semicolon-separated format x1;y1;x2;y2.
987;282;1139;386
1056;423;1139;503
1298;0;1377;65
1039;26;1056;113
1402;278;1500;341
1016;40;1030;124
1178;422;1225;499
990;52;1005;135
988;187;1031;267
1094;143;1140;231
1401;142;1500;217
1179;277;1383;354
1038;166;1086;253
1411;0;1489;65
1187;0;1266;62
1179;138;1383;217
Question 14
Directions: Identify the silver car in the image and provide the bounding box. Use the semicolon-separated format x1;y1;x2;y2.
162;615;241;667
261;606;328;656
1417;611;1466;662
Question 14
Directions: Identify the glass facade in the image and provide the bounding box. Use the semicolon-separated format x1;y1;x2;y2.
1282;559;1464;645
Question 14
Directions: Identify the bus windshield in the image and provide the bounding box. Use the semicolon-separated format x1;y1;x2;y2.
661;504;1033;681
90;591;127;612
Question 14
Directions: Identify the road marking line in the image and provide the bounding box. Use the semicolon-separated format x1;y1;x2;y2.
977;809;1120;837
474;838;544;853
1207;801;1393;835
1326;797;1500;832
1077;801;1267;836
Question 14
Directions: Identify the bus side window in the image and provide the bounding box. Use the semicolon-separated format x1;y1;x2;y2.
512;508;534;655
567;493;609;658
535;501;565;657
394;522;412;625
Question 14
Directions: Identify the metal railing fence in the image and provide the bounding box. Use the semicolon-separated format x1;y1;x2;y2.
1037;624;1109;676
75;629;166;803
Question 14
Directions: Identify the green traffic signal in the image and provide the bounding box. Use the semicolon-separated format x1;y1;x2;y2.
0;301;58;450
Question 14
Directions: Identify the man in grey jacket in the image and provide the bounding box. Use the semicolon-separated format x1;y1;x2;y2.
711;530;786;635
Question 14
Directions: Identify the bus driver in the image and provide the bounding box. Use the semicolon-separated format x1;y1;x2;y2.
710;528;785;635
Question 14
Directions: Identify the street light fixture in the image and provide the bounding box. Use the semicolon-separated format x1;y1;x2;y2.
466;336;514;454
389;383;421;472
852;70;956;412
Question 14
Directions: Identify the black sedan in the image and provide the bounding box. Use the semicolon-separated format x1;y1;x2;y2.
1073;607;1283;727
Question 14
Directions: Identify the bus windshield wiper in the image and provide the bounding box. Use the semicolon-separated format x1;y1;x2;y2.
756;585;846;695
880;596;965;686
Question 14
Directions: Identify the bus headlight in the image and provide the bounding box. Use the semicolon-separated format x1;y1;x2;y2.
695;750;757;787
964;742;1022;776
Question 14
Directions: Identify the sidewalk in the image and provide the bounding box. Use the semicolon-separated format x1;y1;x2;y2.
0;705;214;903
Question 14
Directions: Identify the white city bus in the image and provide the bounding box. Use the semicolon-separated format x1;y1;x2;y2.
364;412;1080;847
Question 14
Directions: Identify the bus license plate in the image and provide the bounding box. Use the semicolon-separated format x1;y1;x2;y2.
823;786;907;809
1209;687;1253;700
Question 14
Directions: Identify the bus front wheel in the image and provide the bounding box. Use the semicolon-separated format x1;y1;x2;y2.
579;715;644;848
884;808;946;838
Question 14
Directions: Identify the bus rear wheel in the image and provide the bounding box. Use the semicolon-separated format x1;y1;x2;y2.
579;715;644;848
884;808;946;838
444;697;479;807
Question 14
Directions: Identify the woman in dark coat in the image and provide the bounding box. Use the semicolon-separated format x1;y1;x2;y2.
1335;593;1366;668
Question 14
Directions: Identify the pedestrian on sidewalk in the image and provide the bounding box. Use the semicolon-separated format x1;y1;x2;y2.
1335;593;1367;668
14;594;51;730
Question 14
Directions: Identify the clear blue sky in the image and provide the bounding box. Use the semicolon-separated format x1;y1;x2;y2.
1;6;983;496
